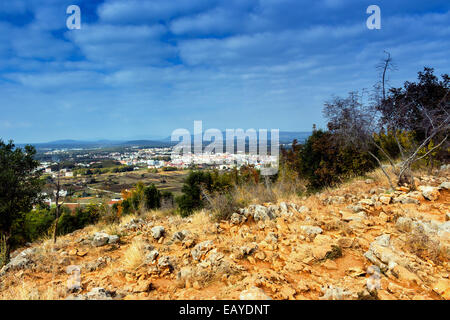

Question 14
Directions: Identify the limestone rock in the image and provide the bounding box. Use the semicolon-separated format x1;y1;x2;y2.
92;232;117;247
438;182;450;190
151;226;165;240
299;225;323;238
191;240;214;261
418;186;440;201
239;287;272;300
85;287;113;300
145;250;159;264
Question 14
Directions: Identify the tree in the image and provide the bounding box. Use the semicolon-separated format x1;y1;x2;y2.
323;91;395;187
298;129;376;189
0;140;43;265
176;171;213;216
52;162;67;243
143;184;161;210
377;66;449;188
324;55;449;189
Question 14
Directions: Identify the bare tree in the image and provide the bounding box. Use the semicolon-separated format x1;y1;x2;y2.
376;51;397;101
324;91;396;189
324;55;449;190
377;64;449;188
52;162;67;243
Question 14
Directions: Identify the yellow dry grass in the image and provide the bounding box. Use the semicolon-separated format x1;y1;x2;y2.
1;281;64;300
122;238;146;270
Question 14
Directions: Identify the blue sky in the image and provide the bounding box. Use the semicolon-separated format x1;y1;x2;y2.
0;0;449;143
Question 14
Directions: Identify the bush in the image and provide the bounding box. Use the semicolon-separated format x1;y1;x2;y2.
208;192;240;222
143;184;161;210
176;171;214;216
56;204;101;235
118;183;168;215
293;130;377;190
23;208;58;241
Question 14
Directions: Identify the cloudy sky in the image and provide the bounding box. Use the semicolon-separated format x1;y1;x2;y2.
0;0;449;143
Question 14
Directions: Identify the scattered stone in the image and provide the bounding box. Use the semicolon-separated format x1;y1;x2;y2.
240;287;272;300
92;232;118;247
1;248;36;273
191;241;214;261
265;232;278;244
158;256;175;271
172;230;189;242
299;225;323;238
322;260;338;270
253;205;277;221
393;195;420;205
85;287;113;300
108;235;120;244
151;226;165;240
374;234;390;247
230;213;246;225
337;237;354;248
379;195;392;205
239;243;258;258
320;285;352;300
145;250;159;264
432;279;450;299
418;186;440;201
438;182;450;190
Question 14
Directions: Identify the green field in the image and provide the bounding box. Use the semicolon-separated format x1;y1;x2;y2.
44;169;189;205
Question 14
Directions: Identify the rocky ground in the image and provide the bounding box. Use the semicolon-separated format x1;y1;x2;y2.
0;171;449;300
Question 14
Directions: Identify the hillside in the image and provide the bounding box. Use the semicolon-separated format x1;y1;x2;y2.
0;169;449;300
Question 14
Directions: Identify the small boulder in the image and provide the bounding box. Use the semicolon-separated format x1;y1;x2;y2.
191;240;214;261
253;205;276;221
92;232;110;247
145;250;159;263
418;186;440;201
151;226;165;240
438;182;450;190
158;256;174;270
230;213;246;225
240;287;272;300
299;225;323;238
172;230;190;242
85;287;113;300
108;235;120;244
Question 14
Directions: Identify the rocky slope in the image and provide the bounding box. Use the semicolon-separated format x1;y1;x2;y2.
0;173;449;300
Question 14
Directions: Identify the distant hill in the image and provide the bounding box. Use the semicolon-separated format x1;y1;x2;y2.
164;131;311;144
16;131;310;151
16;139;174;150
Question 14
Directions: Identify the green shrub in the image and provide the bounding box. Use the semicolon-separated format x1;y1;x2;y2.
143;184;161;209
296;130;377;190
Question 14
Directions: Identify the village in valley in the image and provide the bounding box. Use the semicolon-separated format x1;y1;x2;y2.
36;145;279;210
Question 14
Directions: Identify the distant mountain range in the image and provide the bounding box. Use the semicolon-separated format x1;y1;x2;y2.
17;132;311;150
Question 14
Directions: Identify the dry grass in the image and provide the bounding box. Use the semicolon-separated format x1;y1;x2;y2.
272;176;307;203
150;208;177;218
190;210;212;227
1;282;64;300
103;223;122;237
233;183;277;205
122;238;146;270
406;225;441;263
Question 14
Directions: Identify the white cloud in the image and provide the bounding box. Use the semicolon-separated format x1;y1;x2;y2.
67;24;176;67
97;0;215;24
